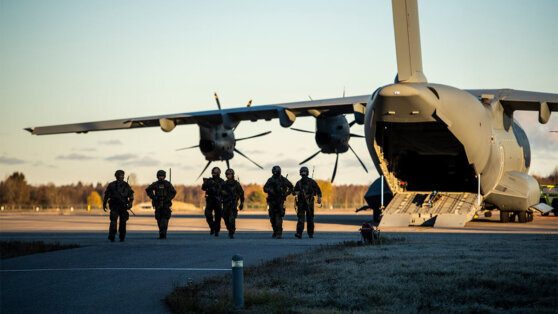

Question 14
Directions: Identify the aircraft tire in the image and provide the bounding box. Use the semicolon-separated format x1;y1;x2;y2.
373;209;381;223
527;212;534;222
500;211;510;223
509;212;516;222
518;211;527;223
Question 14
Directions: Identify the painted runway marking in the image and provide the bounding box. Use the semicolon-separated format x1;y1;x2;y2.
1;267;230;272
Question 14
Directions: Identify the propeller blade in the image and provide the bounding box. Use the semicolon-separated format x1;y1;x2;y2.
349;133;365;138
234;148;263;169
247;99;252;107
308;95;313;101
290;128;314;134
176;144;200;151
226;159;230;170
197;161;212;180
349;120;357;127
331;153;339;183
236;131;272;141
214;92;222;110
299;150;321;165
349;145;368;173
343;86;346;98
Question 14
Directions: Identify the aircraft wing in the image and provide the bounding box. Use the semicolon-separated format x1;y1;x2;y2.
25;95;370;135
466;89;558;123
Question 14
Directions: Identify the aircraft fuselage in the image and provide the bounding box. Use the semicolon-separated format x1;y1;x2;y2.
364;83;539;212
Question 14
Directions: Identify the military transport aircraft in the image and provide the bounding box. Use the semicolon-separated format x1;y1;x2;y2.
26;0;558;227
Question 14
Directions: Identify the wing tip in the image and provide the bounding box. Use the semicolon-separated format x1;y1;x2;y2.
24;127;35;134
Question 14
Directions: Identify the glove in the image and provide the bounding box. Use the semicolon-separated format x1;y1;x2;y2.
239;202;244;211
103;202;107;212
128;201;133;209
317;196;322;204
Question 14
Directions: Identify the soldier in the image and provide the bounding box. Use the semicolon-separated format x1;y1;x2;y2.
103;170;134;242
201;167;225;236
222;168;245;239
263;165;293;239
145;170;176;239
293;166;322;239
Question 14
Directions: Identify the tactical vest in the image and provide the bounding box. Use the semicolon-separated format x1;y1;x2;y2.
155;182;168;201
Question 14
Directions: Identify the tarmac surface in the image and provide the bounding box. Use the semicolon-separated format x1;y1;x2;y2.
1;211;557;313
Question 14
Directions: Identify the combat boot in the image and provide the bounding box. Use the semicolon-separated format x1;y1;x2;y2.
308;234;314;239
108;235;115;242
294;233;302;239
120;238;125;242
272;232;277;238
229;232;234;239
276;233;282;239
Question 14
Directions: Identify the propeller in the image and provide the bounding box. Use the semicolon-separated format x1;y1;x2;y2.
331;153;339;183
290;128;314;134
176;144;200;151
226;159;230;170
236;131;272;141
197;161;213;180
234;148;263;169
349;133;365;138
349;145;368;173
299;150;321;165
214;92;222;110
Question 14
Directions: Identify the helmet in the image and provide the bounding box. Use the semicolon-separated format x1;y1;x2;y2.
114;170;125;178
211;167;221;175
157;170;166;178
225;168;235;176
272;165;281;176
299;166;309;177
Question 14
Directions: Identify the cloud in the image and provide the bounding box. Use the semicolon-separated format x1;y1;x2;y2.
263;158;301;169
105;153;136;161
32;161;57;168
98;140;122;146
0;156;25;165
73;147;96;152
240;149;265;155
123;156;160;167
56;153;95;160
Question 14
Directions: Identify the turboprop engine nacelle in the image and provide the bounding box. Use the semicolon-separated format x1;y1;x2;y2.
198;125;235;161
315;115;350;154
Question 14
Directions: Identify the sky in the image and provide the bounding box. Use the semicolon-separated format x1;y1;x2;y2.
0;0;557;186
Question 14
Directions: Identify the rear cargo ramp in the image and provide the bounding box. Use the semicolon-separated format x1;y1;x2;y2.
379;192;479;228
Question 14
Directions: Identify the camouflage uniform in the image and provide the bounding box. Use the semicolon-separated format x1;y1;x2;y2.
146;173;176;239
202;176;225;236
263;168;293;239
103;172;134;242
222;175;244;238
294;176;321;238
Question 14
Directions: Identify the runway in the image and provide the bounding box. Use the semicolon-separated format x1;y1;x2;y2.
1;212;557;313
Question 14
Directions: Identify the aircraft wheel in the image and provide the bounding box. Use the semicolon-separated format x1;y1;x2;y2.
484;211;492;218
500;211;510;223
373;209;381;223
518;211;527;223
527;212;534;222
509;212;516;222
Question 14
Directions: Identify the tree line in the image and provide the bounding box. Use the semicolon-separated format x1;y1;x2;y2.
0;172;369;210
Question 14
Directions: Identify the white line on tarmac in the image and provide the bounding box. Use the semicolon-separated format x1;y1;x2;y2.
1;267;230;272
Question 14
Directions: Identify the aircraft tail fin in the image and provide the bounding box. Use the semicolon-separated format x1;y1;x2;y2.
392;0;427;83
